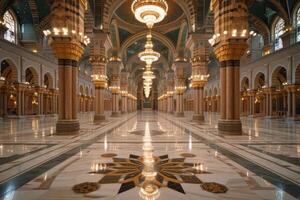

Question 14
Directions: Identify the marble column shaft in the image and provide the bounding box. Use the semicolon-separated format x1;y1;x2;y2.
176;92;184;116
95;87;105;119
167;95;173;113
193;87;204;121
121;95;127;113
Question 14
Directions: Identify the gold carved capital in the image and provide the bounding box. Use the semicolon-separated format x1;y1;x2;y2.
89;55;107;65
214;41;248;62
50;40;84;61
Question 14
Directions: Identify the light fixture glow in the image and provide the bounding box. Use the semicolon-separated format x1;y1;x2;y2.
132;0;168;29
138;33;160;65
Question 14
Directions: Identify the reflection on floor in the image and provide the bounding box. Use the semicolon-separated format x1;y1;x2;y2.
0;112;299;199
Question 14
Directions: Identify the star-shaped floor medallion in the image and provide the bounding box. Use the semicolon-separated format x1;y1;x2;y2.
73;153;228;196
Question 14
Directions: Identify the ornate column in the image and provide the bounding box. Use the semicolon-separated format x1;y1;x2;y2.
16;84;25;116
162;81;168;112
249;90;255;116
90;30;111;121
217;95;220;113
51;89;58;114
187;33;209;122
265;88;274;118
109;59;122;117
38;88;44;115
0;80;5;117
287;89;292;117
120;71;129;114
210;0;250;133
285;85;298;119
133;85;137;112
166;69;174;113
292;89;296;118
47;0;87;133
127;85;131;113
2;87;8;116
174;61;186;117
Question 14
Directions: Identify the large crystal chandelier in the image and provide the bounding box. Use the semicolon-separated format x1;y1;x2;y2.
143;65;156;98
132;0;168;99
139;34;159;98
138;33;160;65
132;0;168;29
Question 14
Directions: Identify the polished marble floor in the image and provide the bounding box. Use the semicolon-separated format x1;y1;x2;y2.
0;112;299;199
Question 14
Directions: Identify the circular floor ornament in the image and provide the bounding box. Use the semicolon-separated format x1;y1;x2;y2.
201;182;228;193
180;153;196;158
72;182;99;194
101;153;118;158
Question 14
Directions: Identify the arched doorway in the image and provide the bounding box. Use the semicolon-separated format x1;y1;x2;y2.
241;77;250;116
271;66;287;117
253;73;266;116
24;67;39;115
0;59;18;116
43;73;54;114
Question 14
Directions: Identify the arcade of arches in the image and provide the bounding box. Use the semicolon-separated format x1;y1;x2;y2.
0;0;300;200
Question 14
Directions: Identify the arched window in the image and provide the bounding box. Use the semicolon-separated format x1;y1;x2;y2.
274;18;285;51
3;11;16;43
296;8;300;42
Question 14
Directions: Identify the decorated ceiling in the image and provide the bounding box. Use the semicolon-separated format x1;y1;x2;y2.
0;0;299;83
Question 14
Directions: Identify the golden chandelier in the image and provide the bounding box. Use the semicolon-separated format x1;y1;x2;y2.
132;0;168;99
131;0;168;29
138;33;160;66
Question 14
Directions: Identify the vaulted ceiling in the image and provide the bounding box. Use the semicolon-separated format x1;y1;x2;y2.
1;0;299;84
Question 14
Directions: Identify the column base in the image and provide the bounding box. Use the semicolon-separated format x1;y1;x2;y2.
175;112;184;117
94;114;106;121
192;115;204;122
56;120;80;135
121;111;127;114
218;119;242;135
111;112;121;117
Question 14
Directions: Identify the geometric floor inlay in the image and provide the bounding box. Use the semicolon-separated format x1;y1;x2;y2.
201;182;228;193
72;182;100;194
73;153;228;197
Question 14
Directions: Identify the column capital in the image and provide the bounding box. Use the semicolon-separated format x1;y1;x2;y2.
214;42;248;62
186;33;211;50
50;41;84;61
210;0;250;62
90;55;107;65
